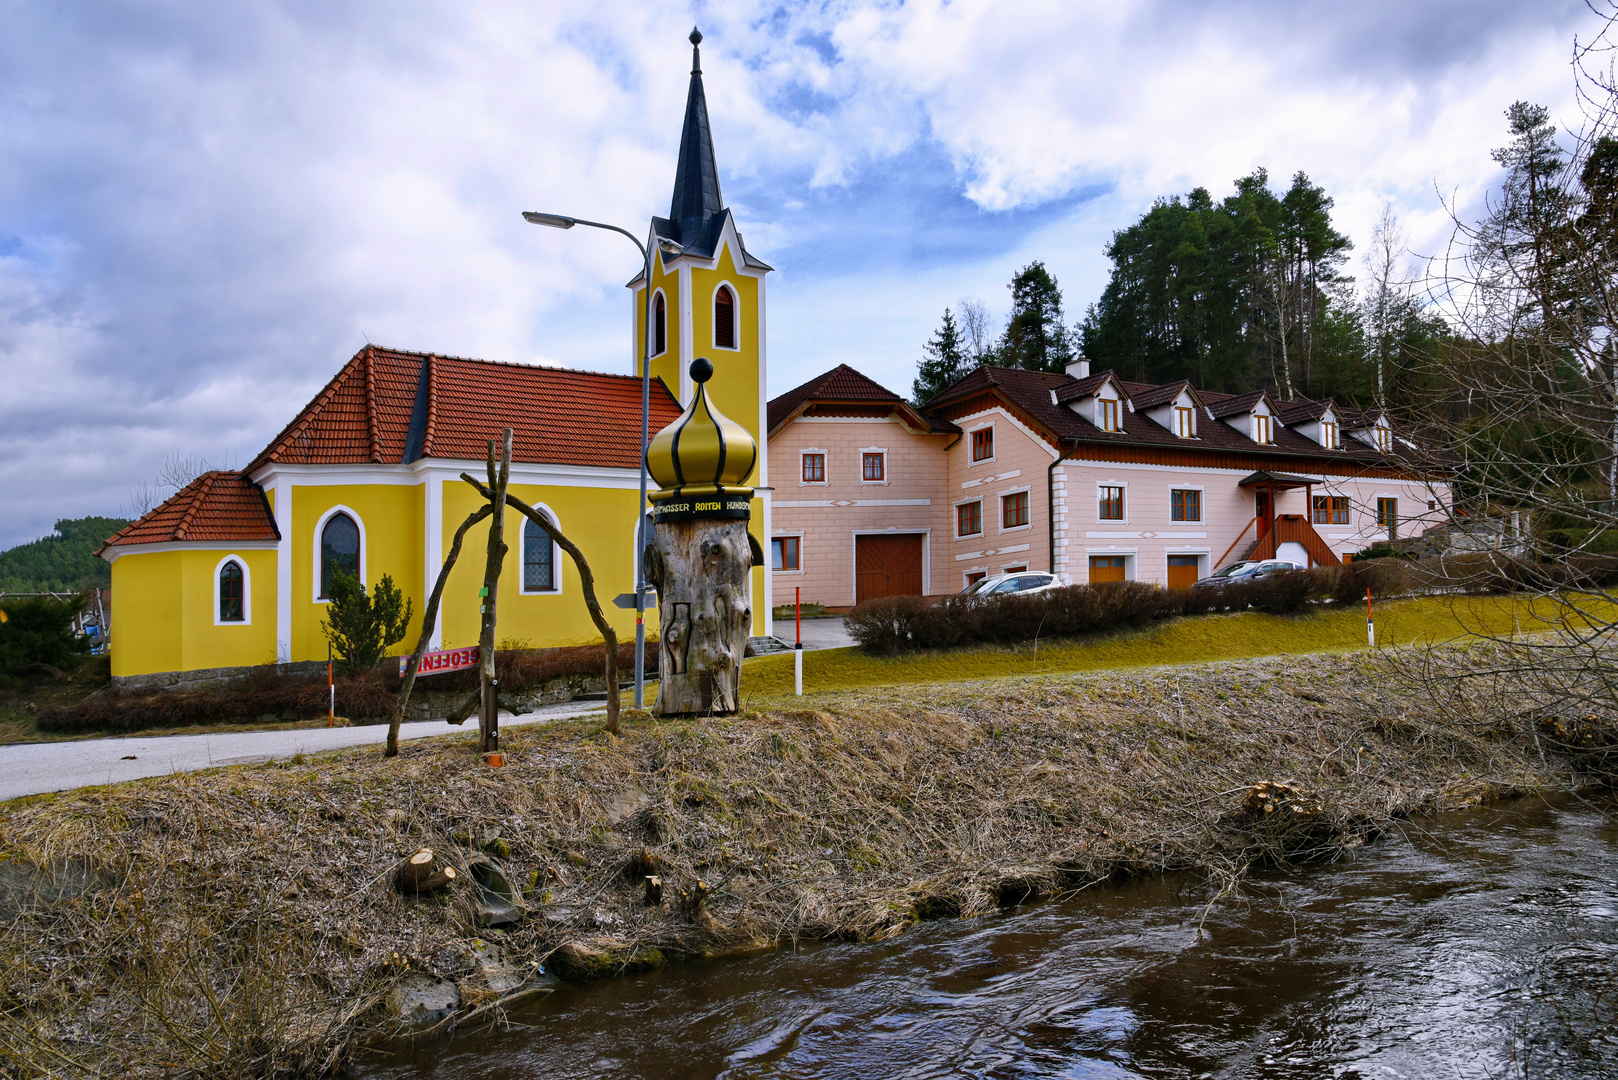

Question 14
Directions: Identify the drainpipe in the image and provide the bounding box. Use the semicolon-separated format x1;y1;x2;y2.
1047;439;1083;578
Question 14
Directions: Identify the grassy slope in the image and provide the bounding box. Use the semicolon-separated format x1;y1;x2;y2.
743;593;1573;698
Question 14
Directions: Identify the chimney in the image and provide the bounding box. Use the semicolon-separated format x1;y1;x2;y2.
1065;358;1091;379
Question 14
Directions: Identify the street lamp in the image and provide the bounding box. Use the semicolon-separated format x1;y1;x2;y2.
524;210;681;709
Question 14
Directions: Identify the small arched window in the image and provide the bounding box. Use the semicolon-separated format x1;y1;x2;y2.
524;515;556;592
714;286;735;349
320;512;360;598
653;292;667;356
219;560;245;622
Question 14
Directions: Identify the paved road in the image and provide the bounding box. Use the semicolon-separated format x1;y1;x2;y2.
771;616;854;651
0;699;606;803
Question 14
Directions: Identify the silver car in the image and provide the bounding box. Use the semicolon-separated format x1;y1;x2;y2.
959;571;1067;598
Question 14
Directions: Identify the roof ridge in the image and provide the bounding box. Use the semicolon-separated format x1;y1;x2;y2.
364;345;381;464
172;472;216;541
423;354;439;457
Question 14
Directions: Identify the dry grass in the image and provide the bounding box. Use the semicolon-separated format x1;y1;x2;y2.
0;639;1604;1077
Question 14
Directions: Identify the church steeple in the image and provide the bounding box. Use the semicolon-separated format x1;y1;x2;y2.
668;27;723;246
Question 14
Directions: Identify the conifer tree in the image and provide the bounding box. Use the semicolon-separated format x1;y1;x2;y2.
913;307;969;404
998;261;1075;373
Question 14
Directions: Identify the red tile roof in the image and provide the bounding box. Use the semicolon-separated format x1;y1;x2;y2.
246;346;683;473
100;472;279;552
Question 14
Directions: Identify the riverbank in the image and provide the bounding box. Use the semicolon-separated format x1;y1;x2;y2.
0;641;1607;1076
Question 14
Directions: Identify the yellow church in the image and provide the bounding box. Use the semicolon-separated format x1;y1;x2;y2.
99;31;776;685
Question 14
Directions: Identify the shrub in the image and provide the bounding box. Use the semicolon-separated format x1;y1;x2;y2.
1246;570;1314;614
321;572;413;674
0;594;90;676
845;595;929;654
35;675;397;734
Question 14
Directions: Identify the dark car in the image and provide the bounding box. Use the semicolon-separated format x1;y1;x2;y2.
1192;559;1304;588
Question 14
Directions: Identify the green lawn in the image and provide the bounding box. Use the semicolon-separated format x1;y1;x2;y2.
742;593;1588;699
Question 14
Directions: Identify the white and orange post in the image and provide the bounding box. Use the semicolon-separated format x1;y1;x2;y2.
794;586;803;696
1366;588;1375;649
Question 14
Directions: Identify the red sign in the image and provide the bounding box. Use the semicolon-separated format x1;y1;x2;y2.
400;646;480;677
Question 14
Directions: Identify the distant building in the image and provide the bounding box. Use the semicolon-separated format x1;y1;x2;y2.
767;359;1448;606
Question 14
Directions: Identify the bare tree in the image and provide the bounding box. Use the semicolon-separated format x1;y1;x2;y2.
1362;204;1416;406
125;453;218;518
957;297;994;363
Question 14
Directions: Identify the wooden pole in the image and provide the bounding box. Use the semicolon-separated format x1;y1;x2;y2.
477;430;514;755
458;475;621;735
386;502;493;757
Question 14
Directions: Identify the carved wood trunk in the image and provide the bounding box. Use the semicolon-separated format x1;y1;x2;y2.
644;518;753;715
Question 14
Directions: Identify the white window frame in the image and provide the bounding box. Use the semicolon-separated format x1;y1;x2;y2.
998;485;1033;533
1312;492;1352;526
969;423;996;465
1096;481;1128;524
859;446;890;485
312;504;366;604
954;497;985;539
520;502;564;595
711;280;741;352
1169;485;1204;523
213;553;252;626
650;287;669;358
799;448;829;486
771;533;805;574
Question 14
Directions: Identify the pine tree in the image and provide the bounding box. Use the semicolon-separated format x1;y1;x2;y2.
999;261;1075;373
914;307;970;404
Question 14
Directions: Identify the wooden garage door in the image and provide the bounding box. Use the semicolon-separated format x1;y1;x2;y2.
855;534;925;603
1089;555;1127;584
1167;555;1199;589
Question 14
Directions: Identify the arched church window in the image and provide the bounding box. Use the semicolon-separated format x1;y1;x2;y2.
320;512;360;598
524;515;557;592
219;560;244;622
714;286;735;349
653;292;667;356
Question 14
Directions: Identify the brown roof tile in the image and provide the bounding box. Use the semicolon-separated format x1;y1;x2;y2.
246;346;682;472
100;472;279;552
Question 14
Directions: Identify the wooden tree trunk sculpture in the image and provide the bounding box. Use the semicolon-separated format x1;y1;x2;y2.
642;358;760;716
643;520;752;714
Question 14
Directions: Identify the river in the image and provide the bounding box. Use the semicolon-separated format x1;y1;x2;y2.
357;792;1618;1078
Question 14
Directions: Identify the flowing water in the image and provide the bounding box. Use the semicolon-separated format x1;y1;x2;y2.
358;793;1618;1079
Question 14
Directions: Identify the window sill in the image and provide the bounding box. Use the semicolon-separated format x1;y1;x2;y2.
968;458;997;467
999;523;1032;534
956;533;984;541
860;480;890;486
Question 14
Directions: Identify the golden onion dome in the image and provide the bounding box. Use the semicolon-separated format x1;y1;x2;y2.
646;357;758;501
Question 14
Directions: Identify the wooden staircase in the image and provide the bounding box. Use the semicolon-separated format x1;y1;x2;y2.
1248;514;1341;567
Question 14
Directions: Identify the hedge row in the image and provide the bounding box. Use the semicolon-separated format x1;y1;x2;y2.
844;555;1618;655
35;641;658;734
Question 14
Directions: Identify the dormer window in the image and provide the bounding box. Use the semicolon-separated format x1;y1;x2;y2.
1100;398;1121;432
1375;425;1392;452
1174;406;1194;438
1253;414;1272;444
1321;420;1338;449
714;286;736;349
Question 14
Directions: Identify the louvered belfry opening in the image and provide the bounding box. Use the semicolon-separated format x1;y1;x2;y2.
714;286;735;348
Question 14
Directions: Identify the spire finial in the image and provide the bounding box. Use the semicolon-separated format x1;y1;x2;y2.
690;26;702;72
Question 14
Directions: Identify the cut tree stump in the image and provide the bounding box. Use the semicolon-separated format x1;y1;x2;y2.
644;518;753;715
394;848;457;894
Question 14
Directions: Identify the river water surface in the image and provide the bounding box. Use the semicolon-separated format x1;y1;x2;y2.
358;793;1618;1079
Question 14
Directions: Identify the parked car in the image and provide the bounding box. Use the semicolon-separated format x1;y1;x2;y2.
958;571;1068;599
1192;559;1304;588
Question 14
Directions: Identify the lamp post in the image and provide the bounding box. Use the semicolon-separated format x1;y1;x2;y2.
523;210;680;710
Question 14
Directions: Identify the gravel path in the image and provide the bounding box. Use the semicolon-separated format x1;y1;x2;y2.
0;699;606;802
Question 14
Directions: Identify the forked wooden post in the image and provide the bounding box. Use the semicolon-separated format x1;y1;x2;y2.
476;429;514;754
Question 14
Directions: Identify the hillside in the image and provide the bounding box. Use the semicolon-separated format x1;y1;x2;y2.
0;516;128;593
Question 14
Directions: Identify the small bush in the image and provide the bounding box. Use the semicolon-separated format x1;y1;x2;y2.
0;594;90;676
845;596;929;655
1246;570;1314;614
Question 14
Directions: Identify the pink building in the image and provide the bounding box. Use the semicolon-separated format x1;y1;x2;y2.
767;360;1448;607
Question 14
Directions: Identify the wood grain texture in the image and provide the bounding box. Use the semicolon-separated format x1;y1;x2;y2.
644;518;753;715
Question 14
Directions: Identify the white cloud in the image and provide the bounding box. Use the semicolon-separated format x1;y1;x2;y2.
0;0;1602;546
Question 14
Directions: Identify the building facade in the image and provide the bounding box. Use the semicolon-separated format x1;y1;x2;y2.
768;360;1449;607
100;31;775;682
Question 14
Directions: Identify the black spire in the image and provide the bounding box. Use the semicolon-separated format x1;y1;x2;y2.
668;26;723;245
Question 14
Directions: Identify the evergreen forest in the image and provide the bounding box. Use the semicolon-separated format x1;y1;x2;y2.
914;169;1449;409
0;517;128;593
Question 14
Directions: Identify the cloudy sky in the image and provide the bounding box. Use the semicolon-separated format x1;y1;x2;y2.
0;0;1602;548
